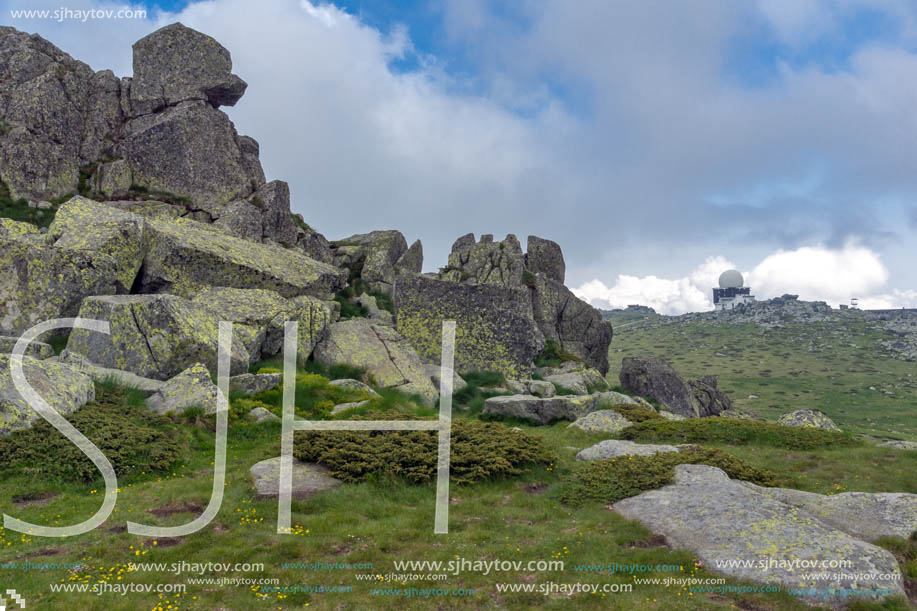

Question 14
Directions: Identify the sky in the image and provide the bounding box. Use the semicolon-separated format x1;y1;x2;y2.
4;0;917;314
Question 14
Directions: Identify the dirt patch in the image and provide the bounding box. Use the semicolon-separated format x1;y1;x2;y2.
628;534;668;549
522;482;548;495
150;537;183;548
150;500;205;518
106;524;128;533
12;491;58;508
18;546;67;559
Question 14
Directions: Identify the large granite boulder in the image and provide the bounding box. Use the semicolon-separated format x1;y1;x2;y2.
525;235;565;283
0;354;94;435
394;274;544;379
538;362;608;394
146;363;219;414
139;213;346;298
250;457;342;500
613;465;905;607
123;100;261;209
0;224;120;335
778;409;841;431
395;239;423;275
46;196;146;290
619;357;730;418
190;286;335;363
313;319;437;406
249;180;299;246
65;294;250;380
331;230;409;296
130;23;247;115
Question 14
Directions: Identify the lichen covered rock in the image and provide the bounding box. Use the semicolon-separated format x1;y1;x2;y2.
619;357;730;418
66;294;250;380
613;465;905;607
575;439;678;460
0;354;94;435
139;213;346;298
777;409;840;431
146;362;219;414
567;410;633;434
249;457;342;500
313;319;437;406
331;230;409;296
394;274;544;379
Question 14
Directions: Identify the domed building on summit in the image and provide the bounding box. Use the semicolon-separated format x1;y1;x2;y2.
713;269;755;311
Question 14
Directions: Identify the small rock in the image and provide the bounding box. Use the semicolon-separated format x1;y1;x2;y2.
424;365;468;394
575;439;680;461
330;400;370;415
777;409;841;431
0;335;53;359
567;410;632;434
146;363;219;414
230;373;282;395
249;457;342;500
247;407;279;423
328;378;380;397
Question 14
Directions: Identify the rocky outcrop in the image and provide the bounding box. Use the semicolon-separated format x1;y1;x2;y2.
313;319;437;406
0;218;121;336
778;409;840;431
395;233;611;375
146;363;219;414
613;465;905;607
250;457;342;500
394;274;544;379
331;230;411;296
536;362;607;395
0;24;328;256
65;294;250;380
0;335;53;359
619;357;730;418
0;354;94;436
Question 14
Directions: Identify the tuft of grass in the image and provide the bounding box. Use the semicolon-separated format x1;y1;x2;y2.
534;339;583;368
453;370;510;417
620;417;861;450
294;412;555;485
0;179;57;228
559;446;776;507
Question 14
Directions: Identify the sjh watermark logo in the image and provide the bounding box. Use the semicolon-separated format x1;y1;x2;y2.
0;589;26;610
5;317;457;538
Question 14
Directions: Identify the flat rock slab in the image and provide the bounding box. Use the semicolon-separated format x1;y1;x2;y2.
741;483;917;542
0;354;95;435
576;439;678;461
567;410;632;434
330;400;370;416
0;336;53;359
60;351;165;392
613;465;905;607
250;457;342;500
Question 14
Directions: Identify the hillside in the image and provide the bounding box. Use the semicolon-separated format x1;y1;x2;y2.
605;297;917;441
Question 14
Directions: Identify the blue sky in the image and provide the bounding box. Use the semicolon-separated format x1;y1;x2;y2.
5;0;917;313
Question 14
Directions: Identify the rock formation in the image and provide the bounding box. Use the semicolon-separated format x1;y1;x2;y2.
394;233;612;377
619;356;731;417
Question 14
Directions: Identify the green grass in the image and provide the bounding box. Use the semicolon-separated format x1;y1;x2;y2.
0;367;913;610
534;339;583;369
0;179;57;228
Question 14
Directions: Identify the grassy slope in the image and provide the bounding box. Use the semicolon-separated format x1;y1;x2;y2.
607;318;917;440
0;352;913;609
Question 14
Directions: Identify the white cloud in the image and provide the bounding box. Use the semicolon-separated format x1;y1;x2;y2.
575;243;907;314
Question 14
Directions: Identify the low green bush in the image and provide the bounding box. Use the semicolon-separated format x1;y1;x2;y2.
0;382;187;483
0;179;56;227
294;412;555;485
237;372;372;420
620;417;860;450
604;402;664;423
559;446;776;506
